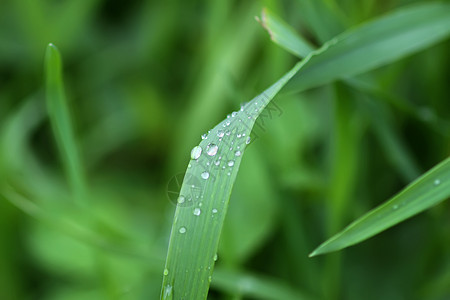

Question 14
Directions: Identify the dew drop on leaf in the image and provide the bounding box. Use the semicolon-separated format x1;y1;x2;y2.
191;146;202;160
201;171;210;179
227;160;234;167
235;150;241;157
193;208;201;216
206;144;218;156
179;227;187;234
434;179;441;186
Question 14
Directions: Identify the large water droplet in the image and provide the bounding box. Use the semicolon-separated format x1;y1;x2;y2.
179;227;187;234
201;171;210;179
193;208;201;216
177;196;185;204
434;179;441;186
191;146;202;160
227;160;235;167
206;144;219;156
235;150;241;157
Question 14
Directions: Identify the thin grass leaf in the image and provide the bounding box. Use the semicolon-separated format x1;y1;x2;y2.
271;2;450;93
161;64;302;299
258;8;315;58
310;157;450;257
211;268;315;300
45;43;87;205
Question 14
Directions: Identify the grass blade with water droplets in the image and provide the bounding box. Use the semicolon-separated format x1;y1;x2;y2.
310;157;450;257
161;64;303;299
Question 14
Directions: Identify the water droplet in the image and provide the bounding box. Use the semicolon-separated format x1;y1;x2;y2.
163;268;169;276
206;162;210;166
227;160;235;167
227;172;231;176
213;254;218;261
231;111;238;117
246;137;251;144
201;171;210;179
188;163;192;168
193;208;201;216
434;179;441;186
179;227;186;234
208;275;212;282
191;146;202;160
217;130;224;138
214;160;220;166
212;208;218;214
163;284;173;300
235;150;241;157
206;144;219;156
177;196;185;204
237;133;242;138
393;205;398;210
225;130;231;136
201;133;208;140
225;120;231;126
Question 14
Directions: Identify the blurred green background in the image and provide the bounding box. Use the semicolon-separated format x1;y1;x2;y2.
0;0;449;299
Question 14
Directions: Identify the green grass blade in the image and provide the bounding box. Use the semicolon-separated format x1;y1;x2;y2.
260;2;450;94
45;43;87;205
161;63;302;299
211;268;314;300
310;157;450;257
258;8;315;58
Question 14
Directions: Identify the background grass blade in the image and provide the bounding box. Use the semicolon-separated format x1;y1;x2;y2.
280;2;450;93
310;157;450;257
258;8;315;58
161;64;302;299
45;43;87;205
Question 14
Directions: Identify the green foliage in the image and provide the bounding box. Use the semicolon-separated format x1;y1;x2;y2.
0;0;449;299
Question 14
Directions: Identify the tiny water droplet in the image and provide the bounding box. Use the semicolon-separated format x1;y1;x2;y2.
208;276;212;282
193;208;201;216
227;172;231;176
188;163;192;168
246;137;251;144
191;146;202;160
163;284;173;300
237;133;242;138
231;111;238;118
212;208;218;214
177;196;185;204
228;160;235;167
235;150;241;157
225;120;231;126
225;130;231;136
179;227;186;234
217;130;224;138
434;179;441;186
201;133;208;140
201;171;210;179
393;205;398;210
163;268;169;276
206;144;219;156
214;160;220;166
213;254;218;261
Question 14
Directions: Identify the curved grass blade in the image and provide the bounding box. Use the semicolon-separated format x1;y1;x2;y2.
45;43;87;205
278;2;450;93
310;157;450;257
161;64;302;299
257;8;315;58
